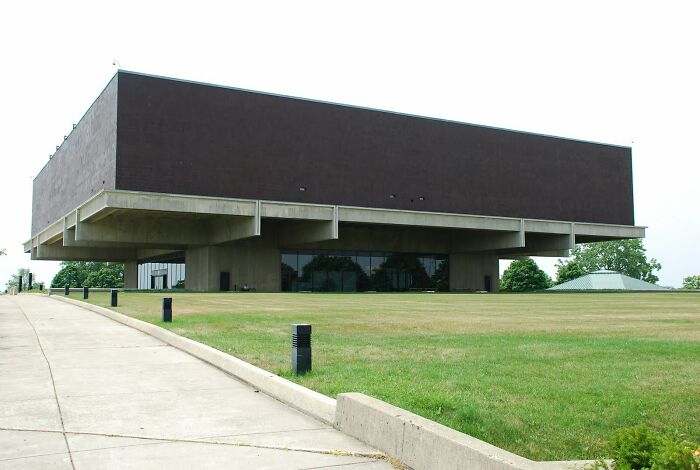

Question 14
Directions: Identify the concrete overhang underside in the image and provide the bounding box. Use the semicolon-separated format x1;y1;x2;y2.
25;190;646;263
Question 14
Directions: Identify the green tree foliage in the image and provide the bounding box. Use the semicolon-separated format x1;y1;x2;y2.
6;268;30;290
555;260;586;284
51;262;124;288
682;275;700;289
299;255;370;291
557;239;661;284
0;248;6;256
84;264;124;288
431;259;450;292
500;258;552;292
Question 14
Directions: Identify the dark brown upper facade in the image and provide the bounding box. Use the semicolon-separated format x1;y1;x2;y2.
32;71;635;235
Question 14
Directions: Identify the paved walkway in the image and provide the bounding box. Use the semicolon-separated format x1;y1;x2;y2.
0;295;392;469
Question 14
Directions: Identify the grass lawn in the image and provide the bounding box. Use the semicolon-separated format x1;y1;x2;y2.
69;291;700;461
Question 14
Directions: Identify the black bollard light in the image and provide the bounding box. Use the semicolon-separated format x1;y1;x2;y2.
28;273;33;290
64;285;69;296
110;289;118;307
162;297;172;322
18;276;23;293
83;286;89;299
291;324;312;375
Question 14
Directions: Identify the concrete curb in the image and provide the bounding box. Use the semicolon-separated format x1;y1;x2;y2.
334;394;596;470
336;393;537;470
46;295;600;470
47;295;337;425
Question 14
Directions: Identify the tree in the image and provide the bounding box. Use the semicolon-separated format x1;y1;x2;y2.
51;261;124;288
84;264;124;288
683;275;700;289
555;259;586;284
6;268;31;290
0;248;6;256
557;239;661;284
500;258;553;292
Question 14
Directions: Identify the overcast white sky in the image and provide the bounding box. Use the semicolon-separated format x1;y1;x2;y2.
1;1;698;288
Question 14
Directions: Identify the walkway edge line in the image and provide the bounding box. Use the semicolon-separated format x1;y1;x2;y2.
47;295;336;425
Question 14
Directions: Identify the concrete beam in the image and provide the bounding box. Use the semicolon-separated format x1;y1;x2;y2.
276;206;338;246
27;189;647;256
208;202;261;244
33;244;137;262
278;217;339;245
451;230;525;253
100;190;256;217
531;249;572;258
136;248;184;261
261;201;335;220
524;233;574;252
575;222;645;239
73;212;209;246
339;206;521;232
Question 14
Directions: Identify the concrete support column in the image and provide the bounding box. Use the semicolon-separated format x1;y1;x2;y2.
185;246;228;291
230;238;280;292
185;242;280;292
449;253;500;292
124;261;138;289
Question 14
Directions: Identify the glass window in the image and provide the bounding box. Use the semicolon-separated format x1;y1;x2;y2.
357;255;371;276
327;271;342;292
280;249;448;292
281;252;298;292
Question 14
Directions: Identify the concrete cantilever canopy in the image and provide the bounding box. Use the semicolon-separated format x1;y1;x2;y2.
24;189;646;291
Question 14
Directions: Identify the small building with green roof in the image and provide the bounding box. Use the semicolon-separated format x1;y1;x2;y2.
548;270;669;291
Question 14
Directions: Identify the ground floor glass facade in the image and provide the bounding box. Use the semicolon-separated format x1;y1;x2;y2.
137;262;186;289
281;250;448;292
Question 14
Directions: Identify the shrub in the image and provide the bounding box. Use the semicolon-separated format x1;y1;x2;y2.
652;437;700;470
609;425;661;470
607;425;699;470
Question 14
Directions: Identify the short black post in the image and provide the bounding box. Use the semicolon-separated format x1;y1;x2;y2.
83;286;89;299
162;297;172;322
291;324;312;375
18;276;23;293
110;289;118;307
28;273;33;290
64;285;69;296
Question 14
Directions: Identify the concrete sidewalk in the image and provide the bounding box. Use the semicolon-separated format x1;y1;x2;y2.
0;295;392;469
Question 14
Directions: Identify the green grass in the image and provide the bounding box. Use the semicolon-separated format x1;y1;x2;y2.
71;291;700;461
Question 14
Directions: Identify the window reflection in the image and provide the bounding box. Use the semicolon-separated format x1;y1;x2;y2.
281;250;449;292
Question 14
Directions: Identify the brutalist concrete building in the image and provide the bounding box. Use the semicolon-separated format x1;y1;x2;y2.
25;71;644;292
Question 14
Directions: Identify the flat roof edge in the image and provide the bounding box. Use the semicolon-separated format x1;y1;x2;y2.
117;69;631;150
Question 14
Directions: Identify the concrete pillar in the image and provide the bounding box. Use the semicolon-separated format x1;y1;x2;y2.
449;253;500;292
230;238;280;292
185;246;230;291
124;261;138;289
185;239;280;292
